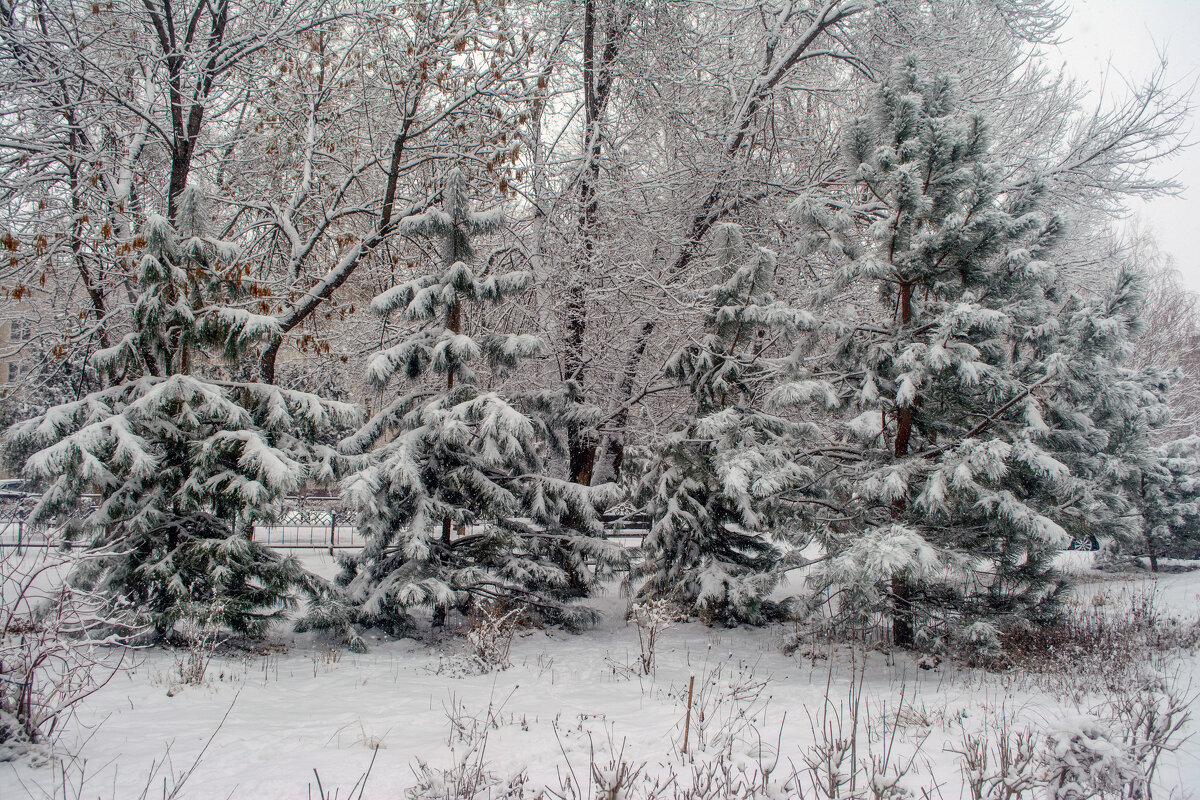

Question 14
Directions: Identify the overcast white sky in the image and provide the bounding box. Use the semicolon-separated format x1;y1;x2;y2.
1053;0;1200;291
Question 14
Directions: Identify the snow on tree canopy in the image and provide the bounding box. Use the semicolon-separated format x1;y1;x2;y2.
316;168;617;643
782;60;1165;650
630;223;822;625
4;187;360;639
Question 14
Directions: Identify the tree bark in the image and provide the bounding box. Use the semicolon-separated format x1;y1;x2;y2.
566;0;627;485
1142;475;1159;572
142;0;231;222
891;280;915;647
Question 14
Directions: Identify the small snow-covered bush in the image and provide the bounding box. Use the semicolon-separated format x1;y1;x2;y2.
1106;672;1192;799
407;690;527;800
545;739;657;800
1042;716;1140;800
408;757;529;800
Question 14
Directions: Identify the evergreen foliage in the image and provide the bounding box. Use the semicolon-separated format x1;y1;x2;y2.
1057;272;1200;568
331;170;616;639
1119;411;1200;568
631;224;823;625
1143;435;1200;562
3;187;359;638
789;61;1158;650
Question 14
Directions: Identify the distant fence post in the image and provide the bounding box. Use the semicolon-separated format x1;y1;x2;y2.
329;512;336;555
16;518;22;555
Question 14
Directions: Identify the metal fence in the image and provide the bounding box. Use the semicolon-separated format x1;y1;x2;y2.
254;501;652;549
254;496;363;549
0;494;651;551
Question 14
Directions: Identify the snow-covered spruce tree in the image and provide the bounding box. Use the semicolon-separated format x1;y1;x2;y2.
1072;272;1200;569
790;61;1127;650
629;224;826;625
3;187;359;639
332;169;615;637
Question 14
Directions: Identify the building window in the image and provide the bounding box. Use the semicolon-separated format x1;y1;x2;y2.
7;363;18;382
9;319;30;341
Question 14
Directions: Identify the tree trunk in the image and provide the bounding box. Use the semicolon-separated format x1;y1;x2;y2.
891;586;914;647
892;280;915;647
564;0;626;486
569;436;597;485
1139;475;1159;572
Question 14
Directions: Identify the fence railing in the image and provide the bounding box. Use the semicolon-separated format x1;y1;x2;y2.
0;494;652;551
0;497;53;550
255;496;362;549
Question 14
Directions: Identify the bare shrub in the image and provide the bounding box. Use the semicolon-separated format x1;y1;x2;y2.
392;614;1189;800
1105;672;1192;799
310;748;378;800
171;599;226;688
466;602;524;672
974;601;1194;800
543;731;677;800
997;586;1199;696
590;756;644;800
800;697;856;800
35;692;239;799
679;650;771;756
629;598;680;675
408;752;527;800
859;697;926;800
407;689;524;799
0;547;140;759
795;652;925;800
681;754;761;799
952;710;1040;800
311;644;343;677
403;662;945;800
545;736;661;800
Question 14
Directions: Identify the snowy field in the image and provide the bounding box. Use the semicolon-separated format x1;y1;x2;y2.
2;552;1198;799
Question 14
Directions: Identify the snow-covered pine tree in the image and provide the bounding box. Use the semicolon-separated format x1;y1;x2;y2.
3;187;359;638
1141;435;1200;564
629;224;825;625
789;61;1119;650
334;169;615;637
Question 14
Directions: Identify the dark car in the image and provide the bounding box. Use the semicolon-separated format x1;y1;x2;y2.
0;479;35;502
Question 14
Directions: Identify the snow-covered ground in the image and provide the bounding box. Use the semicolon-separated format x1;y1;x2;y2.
3;552;1198;799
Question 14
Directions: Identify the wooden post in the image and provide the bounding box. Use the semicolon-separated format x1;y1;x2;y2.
681;674;695;755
